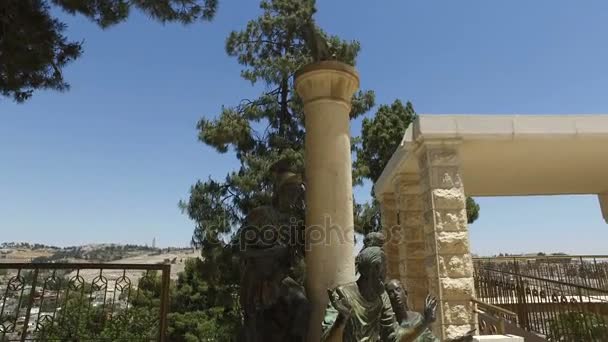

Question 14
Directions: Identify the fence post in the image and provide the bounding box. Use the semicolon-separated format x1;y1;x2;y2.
20;268;39;342
497;317;506;335
513;258;530;330
159;265;171;342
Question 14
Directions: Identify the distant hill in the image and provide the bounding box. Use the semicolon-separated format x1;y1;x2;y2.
0;242;196;263
0;242;199;280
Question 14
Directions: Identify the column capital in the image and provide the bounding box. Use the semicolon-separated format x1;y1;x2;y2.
295;61;360;109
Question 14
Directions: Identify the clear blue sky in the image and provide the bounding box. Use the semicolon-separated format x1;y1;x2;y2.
2;0;608;255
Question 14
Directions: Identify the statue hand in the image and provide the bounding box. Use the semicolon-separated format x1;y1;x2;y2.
328;288;353;319
422;295;437;324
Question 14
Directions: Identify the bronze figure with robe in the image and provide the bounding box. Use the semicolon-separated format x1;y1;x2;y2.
321;237;438;342
237;163;309;342
385;278;475;342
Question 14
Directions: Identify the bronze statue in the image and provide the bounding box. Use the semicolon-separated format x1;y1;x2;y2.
238;243;310;342
237;162;309;342
321;237;438;342
385;279;439;342
302;17;332;62
386;279;475;342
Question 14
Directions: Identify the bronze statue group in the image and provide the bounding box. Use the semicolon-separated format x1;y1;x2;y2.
236;164;475;341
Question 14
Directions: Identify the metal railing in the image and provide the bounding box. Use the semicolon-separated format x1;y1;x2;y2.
474;255;608;291
474;257;608;341
472;297;518;335
473;297;548;341
0;263;170;342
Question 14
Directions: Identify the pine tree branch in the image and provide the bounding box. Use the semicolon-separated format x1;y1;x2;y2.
244;39;282;46
235;86;281;112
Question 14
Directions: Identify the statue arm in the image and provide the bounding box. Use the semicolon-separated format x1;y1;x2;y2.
397;295;438;342
321;288;352;342
321;310;348;342
380;292;433;342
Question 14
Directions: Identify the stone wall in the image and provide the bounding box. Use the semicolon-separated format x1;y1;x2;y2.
417;142;477;339
394;173;427;312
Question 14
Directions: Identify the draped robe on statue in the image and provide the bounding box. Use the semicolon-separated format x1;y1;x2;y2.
321;282;401;342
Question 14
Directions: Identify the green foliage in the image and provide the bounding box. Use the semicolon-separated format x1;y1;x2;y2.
130;258;240;341
355;99;480;231
168;309;237;342
52;0;218;27
166;259;238;341
354;199;381;236
0;0;217;102
547;312;608;341
34;261;234;341
185;0;374;242
36;291;157;341
465;196;480;224
355;100;417;184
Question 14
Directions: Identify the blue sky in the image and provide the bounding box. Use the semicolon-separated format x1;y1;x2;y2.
1;0;608;255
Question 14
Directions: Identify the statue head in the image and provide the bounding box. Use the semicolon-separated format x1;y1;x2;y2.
386;279;409;314
363;232;385;249
355;246;387;300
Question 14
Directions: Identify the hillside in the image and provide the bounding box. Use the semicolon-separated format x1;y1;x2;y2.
0;242;199;280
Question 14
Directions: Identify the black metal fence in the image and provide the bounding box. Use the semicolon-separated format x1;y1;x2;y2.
474;256;608;341
0;263;170;342
475;255;608;291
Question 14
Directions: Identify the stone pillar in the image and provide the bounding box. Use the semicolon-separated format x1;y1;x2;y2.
417;141;477;340
394;173;428;311
379;192;400;280
295;61;360;342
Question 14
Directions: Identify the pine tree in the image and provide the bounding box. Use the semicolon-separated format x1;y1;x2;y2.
0;0;217;102
356;100;417;184
180;0;374;336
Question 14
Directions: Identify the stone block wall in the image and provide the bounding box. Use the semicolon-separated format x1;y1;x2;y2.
394;173;427;311
417;142;477;339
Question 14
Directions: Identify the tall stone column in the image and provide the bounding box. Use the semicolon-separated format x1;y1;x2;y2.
394;173;428;311
417;141;477;340
379;193;400;280
295;61;360;342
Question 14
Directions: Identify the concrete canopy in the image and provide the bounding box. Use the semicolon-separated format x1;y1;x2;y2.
374;114;608;222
